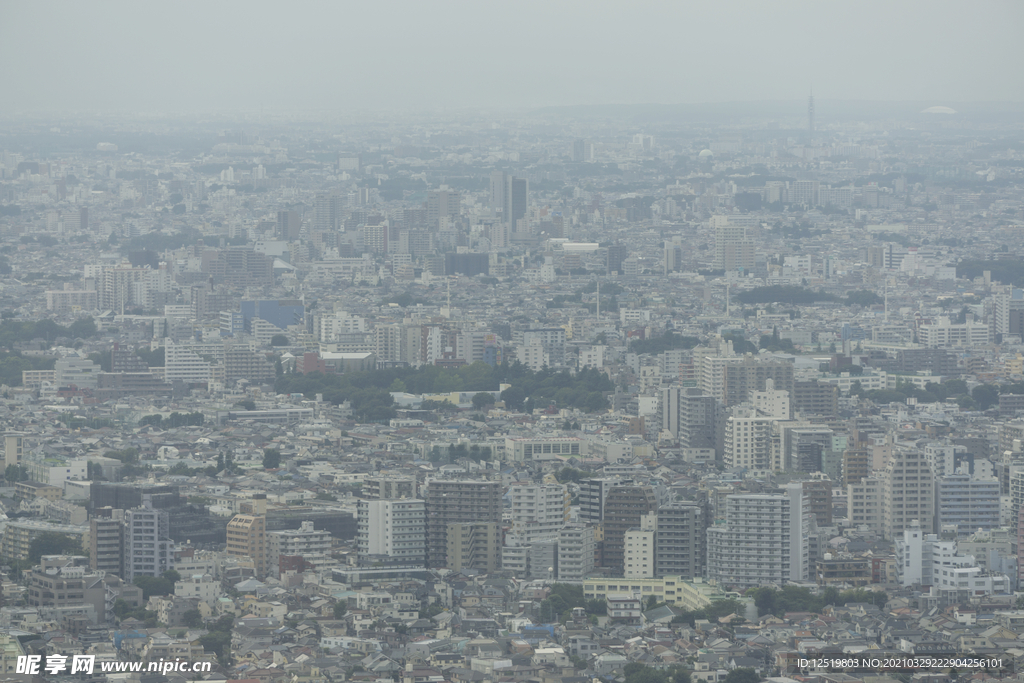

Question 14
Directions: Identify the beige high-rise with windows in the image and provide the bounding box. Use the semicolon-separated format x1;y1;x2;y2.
881;448;933;540
226;495;268;578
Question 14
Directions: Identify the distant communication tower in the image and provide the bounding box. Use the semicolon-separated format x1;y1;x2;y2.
808;92;815;136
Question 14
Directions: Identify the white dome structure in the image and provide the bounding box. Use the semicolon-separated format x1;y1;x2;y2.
920;106;957;114
698;149;714;157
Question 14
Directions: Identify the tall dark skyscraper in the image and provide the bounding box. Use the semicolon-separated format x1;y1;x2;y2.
606;244;627;274
277;210;301;240
506;177;528;232
490;171;528;232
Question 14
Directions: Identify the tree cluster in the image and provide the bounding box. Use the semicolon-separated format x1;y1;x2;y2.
670;598;746;626
759;327;797;353
134;569;180;599
0;350;55;387
0;317;97;347
957;259;1024;287
262;448;282;469
28;532;83;563
538;584;607;623
113;598;158;627
276;361;614;419
623;663;692;683
735;286;838;305
748;586;887;617
851;378;984;409
428;443;493;464
554;467;594;484
630;331;701;355
198;614;235;665
139;411;205;428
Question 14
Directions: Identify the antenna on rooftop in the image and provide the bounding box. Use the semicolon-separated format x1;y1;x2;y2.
808;90;815;138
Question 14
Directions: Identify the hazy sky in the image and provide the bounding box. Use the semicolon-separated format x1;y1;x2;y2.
2;0;1022;113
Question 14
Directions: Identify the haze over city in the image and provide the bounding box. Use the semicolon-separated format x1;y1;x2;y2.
2;3;1024;682
2;0;1023;112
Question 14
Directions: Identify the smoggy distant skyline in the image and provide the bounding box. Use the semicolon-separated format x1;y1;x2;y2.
1;0;1022;114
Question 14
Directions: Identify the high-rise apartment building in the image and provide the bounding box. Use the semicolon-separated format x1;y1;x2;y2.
713;220;755;271
362;476;417;501
124;499;174;583
722;358;795;408
446;522;501;574
881;448;934;541
994;289;1024;339
267;521;333;577
90;511;124;576
426;189;461;228
313;192;344;231
750;378;791;419
660;387;722;453
4;434;23;468
509;484;569;543
601;485;658;575
624;514;656;579
706;484;811;588
424;479;502;569
801;479;833;527
847;476;883;535
655;501;706;579
935;473;1000;535
356;498;426;567
557;524;595;582
793;381;839;418
723;405;774;470
842;447;871;488
523;328;566;367
276;209;301;240
226;496;268;578
578;477;621;525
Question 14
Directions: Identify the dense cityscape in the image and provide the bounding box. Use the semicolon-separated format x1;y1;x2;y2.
2;5;1024;679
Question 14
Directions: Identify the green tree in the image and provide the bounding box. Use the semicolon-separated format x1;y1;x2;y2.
471;392;496;410
334;602;348;619
3;465;27;482
270;334;289;346
139;414;163;427
972;384;1000;410
723;669;762;683
199;630;232;665
262;448;282;469
28;532;83;562
133;575;175;599
183;609;203;628
212;614;235;632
